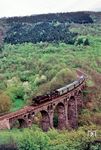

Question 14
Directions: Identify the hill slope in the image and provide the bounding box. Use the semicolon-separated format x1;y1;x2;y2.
0;11;101;117
1;11;94;44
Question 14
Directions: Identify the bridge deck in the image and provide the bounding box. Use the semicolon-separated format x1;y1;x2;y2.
0;106;34;121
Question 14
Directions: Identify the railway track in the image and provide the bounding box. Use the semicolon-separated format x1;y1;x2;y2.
0;106;34;121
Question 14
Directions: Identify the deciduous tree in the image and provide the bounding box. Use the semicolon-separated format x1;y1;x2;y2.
0;92;11;114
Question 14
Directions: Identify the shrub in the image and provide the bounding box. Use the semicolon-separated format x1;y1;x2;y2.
50;68;76;90
34;75;47;86
75;36;89;46
6;85;24;102
0;92;11;114
17;129;50;150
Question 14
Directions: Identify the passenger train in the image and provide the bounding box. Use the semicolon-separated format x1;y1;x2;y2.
32;75;85;105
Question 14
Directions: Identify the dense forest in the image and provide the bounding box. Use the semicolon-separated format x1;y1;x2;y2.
6;12;93;23
1;12;94;44
0;11;101;149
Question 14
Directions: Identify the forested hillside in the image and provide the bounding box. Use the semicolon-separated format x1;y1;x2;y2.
0;11;101;120
0;11;101;150
6;12;93;23
1;12;93;44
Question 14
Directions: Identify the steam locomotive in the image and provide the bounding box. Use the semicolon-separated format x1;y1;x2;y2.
32;75;85;105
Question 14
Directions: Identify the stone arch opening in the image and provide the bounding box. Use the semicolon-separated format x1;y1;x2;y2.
40;110;50;131
53;102;66;129
32;112;41;126
47;104;53;111
68;96;77;129
10;118;27;129
18;119;27;128
28;113;32;119
33;110;50;131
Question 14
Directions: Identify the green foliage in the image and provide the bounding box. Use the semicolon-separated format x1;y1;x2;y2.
34;74;47;86
89;143;101;150
75;36;89;46
11;99;25;112
1;126;100;150
0;20;101;115
6;85;24;102
50;68;76;90
3;12;94;44
86;79;95;87
0;34;101;111
0;91;11;114
0;13;101;150
53;114;58;128
17;129;50;150
5;22;76;44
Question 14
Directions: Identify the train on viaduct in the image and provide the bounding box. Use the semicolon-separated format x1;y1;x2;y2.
0;75;86;131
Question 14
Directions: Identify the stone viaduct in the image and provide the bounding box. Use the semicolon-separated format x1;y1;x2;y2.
0;77;85;131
